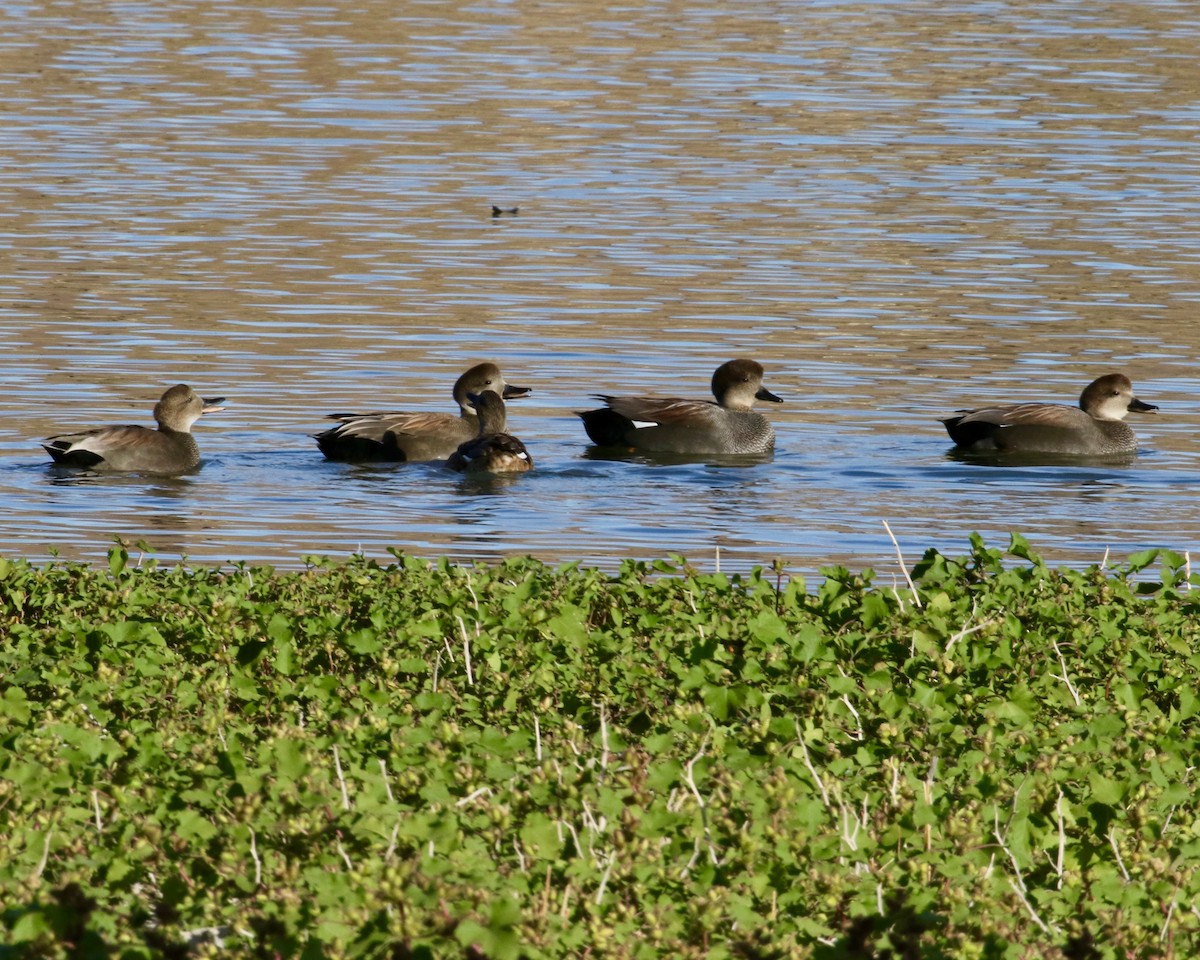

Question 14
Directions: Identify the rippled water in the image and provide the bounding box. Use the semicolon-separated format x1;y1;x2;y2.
1;0;1199;574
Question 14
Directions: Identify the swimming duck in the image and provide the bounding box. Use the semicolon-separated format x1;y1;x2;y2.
446;390;533;473
315;362;529;462
42;384;225;474
941;373;1157;456
578;358;782;455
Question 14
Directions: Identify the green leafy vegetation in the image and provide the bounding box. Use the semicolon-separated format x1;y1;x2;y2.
2;535;1199;958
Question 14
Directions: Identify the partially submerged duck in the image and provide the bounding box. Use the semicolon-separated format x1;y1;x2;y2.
315;362;529;462
446;390;533;474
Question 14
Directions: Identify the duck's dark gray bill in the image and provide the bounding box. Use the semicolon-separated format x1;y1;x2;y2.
202;397;227;410
502;384;531;399
1129;398;1158;413
756;387;784;403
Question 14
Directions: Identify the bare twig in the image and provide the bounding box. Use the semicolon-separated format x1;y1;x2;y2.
1051;639;1081;706
597;701;609;771
995;812;1053;934
332;745;350;811
336;835;353;871
798;735;831;810
1109;827;1131;882
458;616;474;685
837;795;861;852
385;821;399;861
840;694;863;740
1008;877;1050;934
1054;789;1066;888
91;789;103;831
594;854;615;905
456;787;492;807
1160;884;1179;942
683;737;710;812
30;830;52;884
682;736;719;865
945;614;998;656
882;520;921;608
379;759;395;804
249;828;262;887
534;715;542;763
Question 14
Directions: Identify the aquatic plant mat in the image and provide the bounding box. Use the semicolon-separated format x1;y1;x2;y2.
2;535;1199;959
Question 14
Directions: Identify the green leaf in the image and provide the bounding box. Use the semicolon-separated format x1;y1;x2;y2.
0;686;31;722
275;739;309;779
1089;772;1126;806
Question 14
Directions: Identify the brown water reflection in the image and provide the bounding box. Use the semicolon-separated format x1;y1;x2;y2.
0;0;1198;573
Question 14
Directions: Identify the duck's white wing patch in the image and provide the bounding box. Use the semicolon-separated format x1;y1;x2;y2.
57;425;150;453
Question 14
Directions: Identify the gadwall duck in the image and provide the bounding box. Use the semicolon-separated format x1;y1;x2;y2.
315;362;530;462
578;358;782;455
42;384;226;474
942;373;1158;456
446;391;533;474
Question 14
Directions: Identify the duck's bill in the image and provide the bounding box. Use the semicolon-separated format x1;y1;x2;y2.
756;387;784;403
502;384;531;399
1129;398;1158;413
202;397;227;413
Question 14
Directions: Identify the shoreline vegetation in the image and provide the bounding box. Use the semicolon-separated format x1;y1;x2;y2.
2;536;1198;958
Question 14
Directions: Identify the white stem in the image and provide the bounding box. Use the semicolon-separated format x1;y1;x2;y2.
456;787;492;807
379;759;394;804
249;828;262;886
1051;639;1081;706
1161;888;1178;942
598;701;609;771
30;830;52;884
1055;789;1066;888
1008;877;1050;934
1108;827;1131;882
946;617;996;655
594;854;615;905
924;755;939;804
333;744;350;811
798;735;831;809
995;811;1054;934
882;519;921;608
458;616;474;685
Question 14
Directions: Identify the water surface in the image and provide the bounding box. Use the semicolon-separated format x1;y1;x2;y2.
1;0;1199;574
